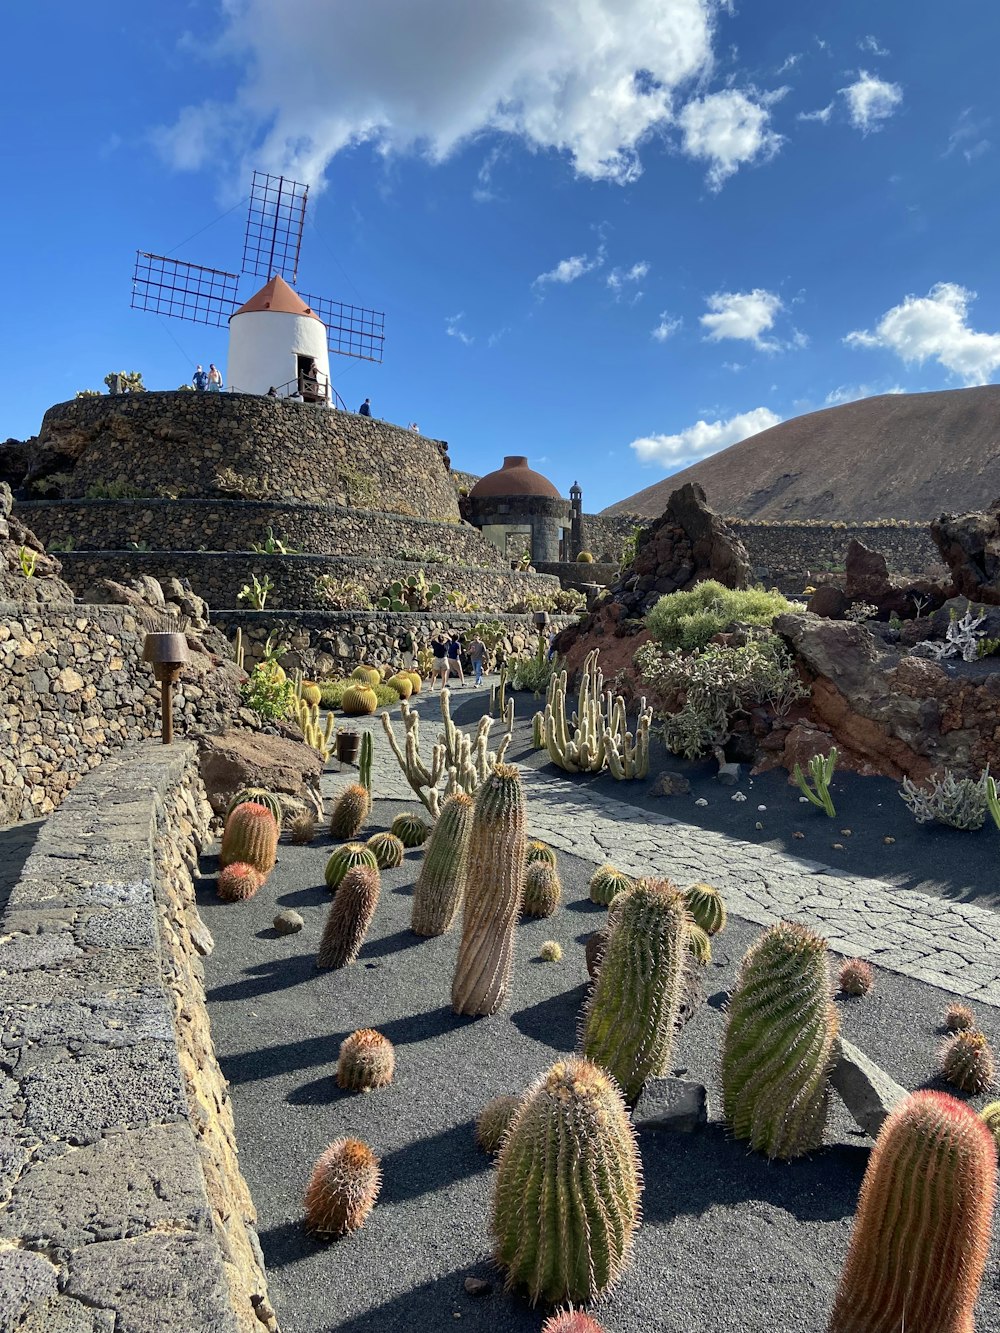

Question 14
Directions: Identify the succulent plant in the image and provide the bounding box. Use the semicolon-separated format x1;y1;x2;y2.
219;801;278;877
391;812;431;848
980;1100;1000;1147
300;681;322;707
411;792;474;937
475;1093;522;1155
585;927;609;980
289;810;317;844
387;673;413;699
940;1029;997;1095
452;764;526;1017
493;1058;641;1305
539;940;563;962
588;864;633;906
330;783;372;840
722;920;839;1160
316;865;381;968
324;842;379;892
828;1091;996;1333
366;831;405;869
216;861;263;902
337;1029;395;1091
531;711;545;750
682;881;727;936
225;787;283;826
526;840;557;867
945;1003;975;1032
405;671;422;694
304;1137;381;1237
522;862;561;919
838;958;874;996
686;921;712;966
342;683;378;716
359;731;373;793
541;1313;607;1333
351;665;381;686
580;877;689;1102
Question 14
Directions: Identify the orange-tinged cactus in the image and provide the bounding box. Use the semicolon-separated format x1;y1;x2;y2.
337;1029;395;1091
216;861;262;902
219;801;278;876
316;865;381;968
839;958;874;996
304;1137;381;1237
940;1030;997;1095
330;783;371;840
542;1313;607;1333
828;1090;996;1333
946;1003;976;1032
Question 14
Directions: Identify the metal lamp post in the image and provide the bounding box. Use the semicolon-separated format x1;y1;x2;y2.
142;632;191;744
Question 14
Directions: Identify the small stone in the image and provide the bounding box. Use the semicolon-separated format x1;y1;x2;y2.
755;821;764;830
792;831;805;839
883;835;895;845
716;762;740;786
831;1035;907;1138
464;1277;492;1297
652;771;691;797
273;909;304;935
757;804;767;811
633;1077;709;1133
840;828;852;836
730;791;746;802
694;797;708;807
832;842;845;850
798;796;809;803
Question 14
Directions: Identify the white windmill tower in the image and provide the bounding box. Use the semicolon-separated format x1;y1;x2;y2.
227;274;331;400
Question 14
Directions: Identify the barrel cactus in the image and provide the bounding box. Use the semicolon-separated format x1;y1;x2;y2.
387;673;413;699
946;1003;975;1032
341;683;378;716
324;842;379;892
585;927;609;980
588;864;633;906
316;864;381;968
526;840;557;867
391;811;431;848
940;1029;997;1095
580;877;689;1102
220;801;278;876
411;792;474;937
493;1058;641;1305
722;920;839;1160
682;881;727;936
539;940;562;962
301;681;322;707
304;1137;381;1238
686;921;712;966
475;1093;522;1155
522;862;561;919
366;831;405;869
351;665;381;686
405;671;422;694
330;782;372;840
289;810;317;844
541;1314;607;1333
839;958;874;996
337;1029;395;1091
225;787;283;826
217;861;263;902
828;1091;996;1333
576;551;594;563
452;764;526;1017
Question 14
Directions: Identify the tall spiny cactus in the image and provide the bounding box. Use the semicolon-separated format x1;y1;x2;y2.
411;792;474;937
722;920;839;1160
542;649;651;779
359;731;373;793
219;801;278;876
828;1091;996;1333
316;864;381;968
580;878;689;1102
451;764;526;1017
493;1058;641;1306
330;782;371;840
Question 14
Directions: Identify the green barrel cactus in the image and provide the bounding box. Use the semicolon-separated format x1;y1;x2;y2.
522;862;561;918
337;1029;395;1091
316;865;381;968
580;877;689;1102
682;881;727;935
722;920;839;1160
225;787;283;826
686;920;712;966
391;811;431;848
351;665;381;685
493;1058;641;1305
366;831;405;869
304;1137;381;1237
452;764;526;1017
324;842;378;892
330;782;372;840
220;801;278;877
980;1100;1000;1147
411;792;474;937
342;683;378;716
526;840;556;867
475;1093;522;1155
940;1029;997;1094
588;864;633;906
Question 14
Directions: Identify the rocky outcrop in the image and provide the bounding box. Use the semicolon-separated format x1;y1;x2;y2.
805;538;944;621
198;728;325;817
0;482;75;605
931;498;1000;604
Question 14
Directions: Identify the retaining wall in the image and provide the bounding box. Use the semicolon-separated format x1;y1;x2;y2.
0;743;274;1331
729;521;941;587
535;559;617;587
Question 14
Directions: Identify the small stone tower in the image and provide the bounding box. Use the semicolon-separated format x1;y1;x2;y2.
569;480;583;558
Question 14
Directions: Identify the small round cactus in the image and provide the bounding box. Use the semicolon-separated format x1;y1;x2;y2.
330;783;372;841
366;831;405;869
387;673;413;699
324;842;379;892
539;940;563;962
288;810;317;844
523;863;561;918
526;840;557;867
217;862;262;902
940;1030;997;1095
300;681;322;707
225;787;283;826
576;550;594;563
839;958;874;996
351;665;381;686
475;1094;522;1155
541;1313;607;1333
391;812;431;848
682;882;727;936
980;1101;1000;1147
945;1003;975;1032
341;683;378;716
405;671;422;694
303;1138;381;1237
337;1029;395;1092
588;864;633;906
686;921;712;966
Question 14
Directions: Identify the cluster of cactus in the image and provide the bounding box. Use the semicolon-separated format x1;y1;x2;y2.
299;698;335;760
839;958;874;996
220;801;278;877
366;831;405;869
523;862;561;918
722;920;839;1160
411;792;474;936
225;787;283;826
324;842;379;891
452;764;526;1017
589;864;633;906
330;783;372;840
304;1137;381;1237
475;1093;522;1155
493;1058;641;1305
526;840;556;867
940;1028;997;1094
391;811;431;848
828;1091;996;1333
337;1029;395;1091
317;864;381;968
682;882;726;936
351;665;381;686
341;682;378;716
381;688;514;817
540;649;651;779
217;861;263;902
377;571;442;612
793;746;838;817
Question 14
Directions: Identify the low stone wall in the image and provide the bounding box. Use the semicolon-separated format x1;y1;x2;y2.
56;550;561;614
730;521;941;590
0;743;273;1331
579;512;637;563
535;559;618;588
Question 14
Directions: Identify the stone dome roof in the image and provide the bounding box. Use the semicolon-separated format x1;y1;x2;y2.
469;455;562;501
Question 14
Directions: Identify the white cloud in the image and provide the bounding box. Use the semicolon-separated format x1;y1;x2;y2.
946;109;991;164
776;53;801;75
701;288;784;350
607;261;649;301
677;89;784;189
824;383;905;407
156;0;722;188
797;103;833;124
858;35;890;56
840;71;903;134
445;313;474;345
845;282;1000;386
533;248;605;288
631;406;782;467
651;312;682;341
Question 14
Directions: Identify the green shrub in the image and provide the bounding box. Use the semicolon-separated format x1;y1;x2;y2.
240;661;296;720
508;642;555;694
84;480;155;500
645;580;798;652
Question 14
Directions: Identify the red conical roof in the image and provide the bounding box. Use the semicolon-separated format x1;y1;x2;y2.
232;274;321;322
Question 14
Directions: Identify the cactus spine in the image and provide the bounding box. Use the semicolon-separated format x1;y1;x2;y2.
451;764;526;1017
580;878;689;1102
351;665;381;686
316;865;381;968
289;810;317;844
330;783;372;840
522;862;561;918
359;731;373;792
722;920;839;1160
217;862;263;902
337;1029;395;1091
219;802;278;876
324;842;379;891
304;1137;381;1237
493;1058;641;1306
366;831;405;869
541;1314;607;1333
410;792;474;937
589;863;633;906
839;958;874;996
828;1091;996;1333
391;812;431;848
682;881;727;936
225;787;282;825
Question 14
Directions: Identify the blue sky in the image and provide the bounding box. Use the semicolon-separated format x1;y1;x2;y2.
3;2;998;511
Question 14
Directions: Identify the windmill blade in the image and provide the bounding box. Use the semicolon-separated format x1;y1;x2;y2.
131;252;239;328
242;171;308;285
299;291;386;364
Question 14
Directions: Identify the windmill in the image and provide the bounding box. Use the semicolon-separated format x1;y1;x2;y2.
131;171;384;407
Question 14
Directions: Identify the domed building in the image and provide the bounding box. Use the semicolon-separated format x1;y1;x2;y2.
466;455;572;564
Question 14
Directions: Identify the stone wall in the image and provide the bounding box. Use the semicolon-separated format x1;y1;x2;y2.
729;521;941;590
535;559;618;588
36;393;462;521
579;512;637;562
0;743;274;1331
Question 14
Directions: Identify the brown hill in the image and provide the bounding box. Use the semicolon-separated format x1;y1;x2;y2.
604;387;1000;520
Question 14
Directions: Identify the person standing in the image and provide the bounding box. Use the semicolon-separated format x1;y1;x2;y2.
468;634;485;687
207;363;223;392
430;633;448;691
358;397;371;417
399;628;415;671
192;365;208;391
446;633;465;687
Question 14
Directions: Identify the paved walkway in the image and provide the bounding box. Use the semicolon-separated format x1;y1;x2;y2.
328;709;1000;1008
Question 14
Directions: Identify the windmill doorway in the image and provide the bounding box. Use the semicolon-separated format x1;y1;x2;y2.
296;353;326;403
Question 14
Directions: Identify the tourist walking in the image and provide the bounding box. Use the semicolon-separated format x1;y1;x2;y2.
192;364;208;391
399;628;415;671
468;635;485;687
358;397;371;417
446;633;465;687
430;634;448;691
207;363;223;392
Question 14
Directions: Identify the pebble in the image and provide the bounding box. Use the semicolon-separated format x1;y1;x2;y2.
694;797;708;807
464;1278;492;1297
731;792;746;803
273;909;304;935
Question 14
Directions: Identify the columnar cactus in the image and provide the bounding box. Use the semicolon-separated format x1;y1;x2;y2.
588;864;633;906
940;1030;997;1094
316;865;381;968
391;812;431;848
342;683;378;716
522;863;561;919
330;783;372;840
475;1093;522;1155
526;840;557;867
682;882;727;936
217;861;263;902
358;731;373;793
493;1058;641;1305
722;920;839;1160
337;1029;395;1091
366;831;405;869
324;842;379;891
580;877;689;1102
304;1137;381;1237
452;764;526;1017
828;1091;996;1333
411;792;474;937
220;801;278;876
225;787;283;826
